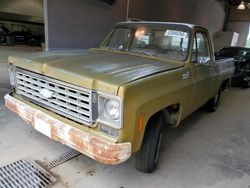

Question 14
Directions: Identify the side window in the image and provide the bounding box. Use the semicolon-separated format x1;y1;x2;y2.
193;32;211;64
105;28;131;50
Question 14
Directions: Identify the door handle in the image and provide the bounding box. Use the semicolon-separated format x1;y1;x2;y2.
182;71;191;80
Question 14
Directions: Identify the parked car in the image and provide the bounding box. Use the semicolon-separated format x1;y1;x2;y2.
216;47;250;88
0;25;11;44
28;35;42;46
13;30;31;44
5;22;235;173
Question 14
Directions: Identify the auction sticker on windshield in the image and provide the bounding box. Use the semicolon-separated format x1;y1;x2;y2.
165;30;188;38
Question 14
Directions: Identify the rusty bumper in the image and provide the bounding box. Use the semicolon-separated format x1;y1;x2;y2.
4;94;131;165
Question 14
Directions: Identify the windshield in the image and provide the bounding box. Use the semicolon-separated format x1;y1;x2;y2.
100;25;191;61
216;48;250;58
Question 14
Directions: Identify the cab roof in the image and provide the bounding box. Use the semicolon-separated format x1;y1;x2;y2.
116;21;205;30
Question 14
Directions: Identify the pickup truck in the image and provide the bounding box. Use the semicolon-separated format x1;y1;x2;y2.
5;21;234;173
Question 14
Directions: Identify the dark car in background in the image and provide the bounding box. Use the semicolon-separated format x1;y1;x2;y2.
0;25;11;44
216;47;250;88
28;34;43;46
13;30;31;44
0;25;43;46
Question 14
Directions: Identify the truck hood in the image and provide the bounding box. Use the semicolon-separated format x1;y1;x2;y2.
9;49;183;95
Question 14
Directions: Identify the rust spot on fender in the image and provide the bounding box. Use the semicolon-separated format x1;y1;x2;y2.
4;94;131;165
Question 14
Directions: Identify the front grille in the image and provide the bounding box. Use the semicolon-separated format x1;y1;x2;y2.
15;69;93;125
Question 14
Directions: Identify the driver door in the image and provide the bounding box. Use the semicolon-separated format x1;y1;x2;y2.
190;30;216;110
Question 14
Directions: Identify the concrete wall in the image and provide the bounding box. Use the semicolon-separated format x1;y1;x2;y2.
141;0;226;37
128;0;147;20
44;0;227;51
0;0;43;17
44;0;127;51
227;6;250;46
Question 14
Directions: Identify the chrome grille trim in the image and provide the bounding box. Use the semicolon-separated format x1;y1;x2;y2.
15;68;93;125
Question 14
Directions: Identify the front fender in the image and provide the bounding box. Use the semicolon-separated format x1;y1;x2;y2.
117;68;192;153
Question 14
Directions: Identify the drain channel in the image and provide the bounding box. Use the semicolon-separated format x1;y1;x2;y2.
43;149;81;169
0;159;57;188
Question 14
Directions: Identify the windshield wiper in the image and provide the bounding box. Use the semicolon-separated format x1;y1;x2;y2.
130;49;155;57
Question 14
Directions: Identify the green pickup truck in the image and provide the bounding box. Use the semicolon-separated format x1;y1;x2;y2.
5;22;234;173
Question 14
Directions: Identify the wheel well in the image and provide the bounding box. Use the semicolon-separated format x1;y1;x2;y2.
162;104;180;127
146;104;180;129
144;112;163;132
136;104;180;152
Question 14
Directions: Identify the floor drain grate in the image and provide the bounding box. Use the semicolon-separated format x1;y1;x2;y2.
0;159;57;188
44;149;81;169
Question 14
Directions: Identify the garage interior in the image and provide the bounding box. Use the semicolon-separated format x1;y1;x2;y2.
0;0;250;188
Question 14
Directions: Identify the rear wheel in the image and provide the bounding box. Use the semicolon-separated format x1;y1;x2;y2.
135;114;163;173
204;88;221;112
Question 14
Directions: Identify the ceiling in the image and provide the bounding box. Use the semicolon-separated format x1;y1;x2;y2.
225;0;250;5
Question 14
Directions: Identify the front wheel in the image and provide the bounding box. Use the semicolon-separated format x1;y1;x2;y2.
203;88;221;112
135;114;163;173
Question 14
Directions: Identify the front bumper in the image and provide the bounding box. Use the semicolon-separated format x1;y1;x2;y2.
4;94;131;165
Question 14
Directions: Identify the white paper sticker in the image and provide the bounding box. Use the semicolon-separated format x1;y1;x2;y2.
165;30;188;38
34;118;52;138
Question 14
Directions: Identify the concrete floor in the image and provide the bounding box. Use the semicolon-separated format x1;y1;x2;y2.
1;46;250;188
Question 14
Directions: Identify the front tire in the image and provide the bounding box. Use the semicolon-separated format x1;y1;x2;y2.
135;114;163;173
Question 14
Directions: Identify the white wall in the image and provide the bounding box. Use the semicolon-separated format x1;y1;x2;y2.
227;22;249;46
227;6;250;46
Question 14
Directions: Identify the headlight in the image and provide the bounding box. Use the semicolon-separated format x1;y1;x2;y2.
97;93;122;129
8;64;16;86
104;99;120;120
